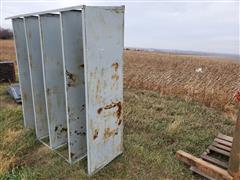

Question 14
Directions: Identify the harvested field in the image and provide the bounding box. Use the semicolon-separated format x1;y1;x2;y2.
124;50;240;118
1;40;239;118
0;40;15;61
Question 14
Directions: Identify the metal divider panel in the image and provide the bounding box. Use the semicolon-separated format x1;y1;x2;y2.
24;16;48;139
82;6;124;175
39;14;67;149
12;18;35;128
60;10;87;163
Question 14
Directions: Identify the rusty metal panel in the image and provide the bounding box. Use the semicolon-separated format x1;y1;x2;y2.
82;6;124;175
60;10;87;163
24;16;49;139
12;18;35;128
9;5;125;175
39;14;67;149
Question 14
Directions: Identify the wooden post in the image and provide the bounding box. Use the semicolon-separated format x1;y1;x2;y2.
229;90;240;178
228;112;240;178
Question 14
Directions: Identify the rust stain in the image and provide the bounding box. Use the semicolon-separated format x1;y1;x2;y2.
106;7;124;14
60;127;67;133
118;119;122;126
29;55;33;68
47;88;50;95
104;128;116;140
93;129;99;140
97;107;103;114
114;8;124;14
81;104;85;111
74;130;86;136
97;101;122;120
112;63;118;71
115;101;122;119
104;103;116;110
112;74;119;81
79;64;84;68
66;70;77;87
55;126;67;133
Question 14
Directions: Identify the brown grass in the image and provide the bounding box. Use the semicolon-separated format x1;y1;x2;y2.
1;39;239;117
0;40;16;61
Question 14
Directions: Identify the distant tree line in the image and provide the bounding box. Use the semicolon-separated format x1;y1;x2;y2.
0;27;13;39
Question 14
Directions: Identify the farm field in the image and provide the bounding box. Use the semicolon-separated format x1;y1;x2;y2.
124;50;240;118
1;39;239;117
0;39;239;179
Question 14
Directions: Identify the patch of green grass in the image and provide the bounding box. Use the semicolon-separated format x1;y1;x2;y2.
0;167;37;180
0;84;234;179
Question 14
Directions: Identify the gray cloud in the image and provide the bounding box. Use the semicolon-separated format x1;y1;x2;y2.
1;1;239;54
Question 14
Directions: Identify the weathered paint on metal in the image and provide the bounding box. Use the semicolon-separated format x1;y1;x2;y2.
12;18;35;128
82;6;124;175
24;16;49;139
60;10;87;163
39;14;67;149
10;5;124;175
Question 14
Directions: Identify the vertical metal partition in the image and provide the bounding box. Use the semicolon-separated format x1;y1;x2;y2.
8;5;124;175
24;16;48;139
12;18;35;128
39;14;68;149
60;10;87;163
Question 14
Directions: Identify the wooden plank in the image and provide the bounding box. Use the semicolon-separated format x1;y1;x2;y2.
190;166;215;180
214;138;232;147
201;154;228;169
176;150;233;180
209;145;230;157
218;133;233;143
212;142;232;152
228;112;240;178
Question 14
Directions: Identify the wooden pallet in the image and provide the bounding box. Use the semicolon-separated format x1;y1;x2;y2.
177;133;233;180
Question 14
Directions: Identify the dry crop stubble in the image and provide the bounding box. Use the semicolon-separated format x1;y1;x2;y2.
1;39;239;116
124;50;240;118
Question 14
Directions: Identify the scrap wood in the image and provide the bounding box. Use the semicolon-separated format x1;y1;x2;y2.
176;150;233;180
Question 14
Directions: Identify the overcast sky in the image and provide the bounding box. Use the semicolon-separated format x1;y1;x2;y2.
0;0;239;55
